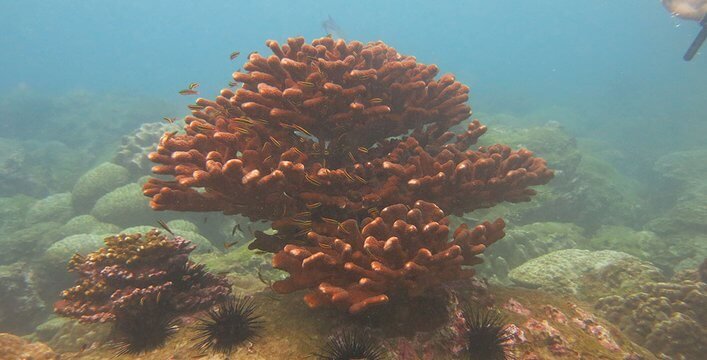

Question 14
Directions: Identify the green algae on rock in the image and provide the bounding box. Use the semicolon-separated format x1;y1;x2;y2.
57;215;120;238
0;332;58;360
0;221;64;266
120;225;219;254
91;183;158;227
595;268;706;359
509;249;664;301
0;262;47;334
35;234;105;303
71;162;130;212
477;222;585;282
25;193;74;226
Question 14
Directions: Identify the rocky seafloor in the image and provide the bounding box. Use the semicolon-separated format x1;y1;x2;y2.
1;102;705;359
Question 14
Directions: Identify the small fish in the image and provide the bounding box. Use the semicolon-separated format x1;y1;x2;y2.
353;174;367;184
292;218;313;226
342;169;354;181
269;136;282;148
228;81;239;87
294;211;311;218
229;51;240;60
357;146;368;153
321;217;339;225
297;81;315;88
325;33;333;38
231;223;242;236
179;89;198;95
188;82;199;90
233;126;250;134
187;104;204;110
162;117;176;124
286;98;301;113
319;242;332;249
157;220;174;235
191;122;214;133
263;155;272;162
370;98;383;104
161;130;178;144
337;222;351;234
282;191;293;200
203;216;208;223
233;117;255;125
305;174;321;186
156;291;162;304
224;240;239;249
292;147;305;157
292;124;314;137
306;202;322;209
357;74;370;81
307;55;319;61
348;151;356;163
368;207;379;217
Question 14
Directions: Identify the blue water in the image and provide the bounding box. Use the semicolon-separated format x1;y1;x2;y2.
2;1;704;124
1;1;705;357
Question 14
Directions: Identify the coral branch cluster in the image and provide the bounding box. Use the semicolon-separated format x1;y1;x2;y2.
142;36;553;313
273;200;505;314
54;229;230;323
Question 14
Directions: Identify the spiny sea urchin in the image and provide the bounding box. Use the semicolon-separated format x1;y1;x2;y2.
313;329;386;360
192;295;263;354
461;305;514;360
111;310;179;356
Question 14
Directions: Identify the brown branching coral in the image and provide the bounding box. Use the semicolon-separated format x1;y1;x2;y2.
54;230;230;323
143;37;552;250
142;36;553;313
272;200;505;314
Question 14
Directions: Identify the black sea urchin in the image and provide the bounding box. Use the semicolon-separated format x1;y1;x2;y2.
112;310;180;356
192;295;263;354
461;306;514;360
314;329;386;360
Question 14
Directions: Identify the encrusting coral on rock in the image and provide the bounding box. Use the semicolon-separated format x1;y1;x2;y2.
54;229;230;323
595;266;706;359
142;36;553;313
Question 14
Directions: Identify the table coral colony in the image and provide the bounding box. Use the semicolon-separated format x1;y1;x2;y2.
143;36;553;314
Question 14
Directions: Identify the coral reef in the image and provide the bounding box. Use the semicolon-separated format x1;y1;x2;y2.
91;182;159;227
71;162;130;212
476;222;584;282
143;36;552;247
141;36;552;313
25;193;74;226
595;268;706;359
36;233;105;302
509;249;664;301
113;122;177;174
0;262;47;334
0;333;58;360
643;149;707;273
273;200;505;314
54;230;230;323
472;122;644;230
46;284;656;359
